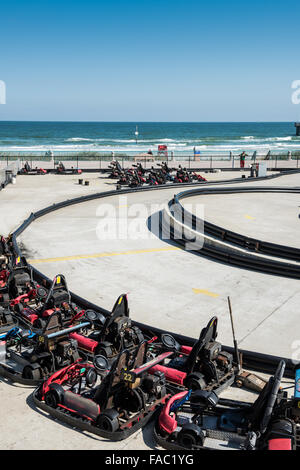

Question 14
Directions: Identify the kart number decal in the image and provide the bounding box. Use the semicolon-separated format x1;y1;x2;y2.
121;370;136;383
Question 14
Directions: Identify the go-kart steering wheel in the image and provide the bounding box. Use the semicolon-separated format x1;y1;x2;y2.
84;310;106;326
161;334;180;351
93;354;110;373
260;360;286;434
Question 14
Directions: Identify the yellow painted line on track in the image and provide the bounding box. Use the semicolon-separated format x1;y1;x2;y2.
244;215;255;220
28;246;181;265
192;288;219;298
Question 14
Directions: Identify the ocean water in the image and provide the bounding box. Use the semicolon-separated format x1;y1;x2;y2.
0;121;299;155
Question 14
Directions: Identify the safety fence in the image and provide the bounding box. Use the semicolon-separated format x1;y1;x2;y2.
1;154;300;172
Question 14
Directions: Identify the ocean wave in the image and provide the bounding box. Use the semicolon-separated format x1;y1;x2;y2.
65;138;95;142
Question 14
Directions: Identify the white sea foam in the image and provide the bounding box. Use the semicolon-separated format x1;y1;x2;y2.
66;138;94;142
1;137;300;155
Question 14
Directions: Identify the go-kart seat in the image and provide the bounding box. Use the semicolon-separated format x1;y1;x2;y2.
98;294;129;340
250;360;285;433
93;349;130;407
218;360;286;434
148;317;219;387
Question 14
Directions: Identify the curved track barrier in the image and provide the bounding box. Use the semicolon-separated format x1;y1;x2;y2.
174;186;300;261
10;173;300;379
164;187;300;279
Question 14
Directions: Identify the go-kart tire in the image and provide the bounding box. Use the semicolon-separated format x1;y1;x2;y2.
45;384;65;408
177;424;204;449
185;372;207;391
97;409;119;433
22;365;42;381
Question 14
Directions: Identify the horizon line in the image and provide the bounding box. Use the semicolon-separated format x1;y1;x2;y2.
0;120;297;124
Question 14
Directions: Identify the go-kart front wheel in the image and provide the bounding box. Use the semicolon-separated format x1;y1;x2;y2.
44;384;64;408
185;372;207;391
22;365;42;381
177;424;204;449
97;409;119;433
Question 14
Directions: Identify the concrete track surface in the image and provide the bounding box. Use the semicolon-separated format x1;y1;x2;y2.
0;170;299;449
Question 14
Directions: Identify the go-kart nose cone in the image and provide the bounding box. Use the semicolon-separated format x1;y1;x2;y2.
94;355;109;372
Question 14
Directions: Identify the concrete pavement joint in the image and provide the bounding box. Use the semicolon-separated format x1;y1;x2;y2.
238;289;300;346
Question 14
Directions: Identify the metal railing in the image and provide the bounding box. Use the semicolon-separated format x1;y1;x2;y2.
0;154;299;171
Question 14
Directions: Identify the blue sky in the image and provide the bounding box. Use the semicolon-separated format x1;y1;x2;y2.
0;0;299;121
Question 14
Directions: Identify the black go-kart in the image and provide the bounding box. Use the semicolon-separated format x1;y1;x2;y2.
0;235;15;269
108;161;123;179
154;360;300;451
18;162;47;175
174;166;192;183
145;317;236;394
10;274;84;330
128;170;146;188
69;294;145;362
0;306;15;335
0;257;37;308
132;162;146;176
0;312;89;385
33;340;169;440
55;162;82;175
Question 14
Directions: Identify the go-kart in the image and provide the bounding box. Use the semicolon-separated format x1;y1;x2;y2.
19;162;47;175
11;274;84;330
0;257;36;308
190;172;207;182
108;161;123;179
33;341;169;440
156;162;174;182
0;306;15;334
147;317;236;393
69;294;145;361
174;166;192;183
55;162;82;175
155;360;299;450
0;235;14;269
128;170;146;188
0;313;89;384
146;168;166;186
132;162;146;176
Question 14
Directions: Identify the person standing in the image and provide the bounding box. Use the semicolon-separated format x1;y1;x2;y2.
239;151;248;169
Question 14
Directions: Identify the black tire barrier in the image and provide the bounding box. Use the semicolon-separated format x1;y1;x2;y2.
164;186;300;279
173;186;300;262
